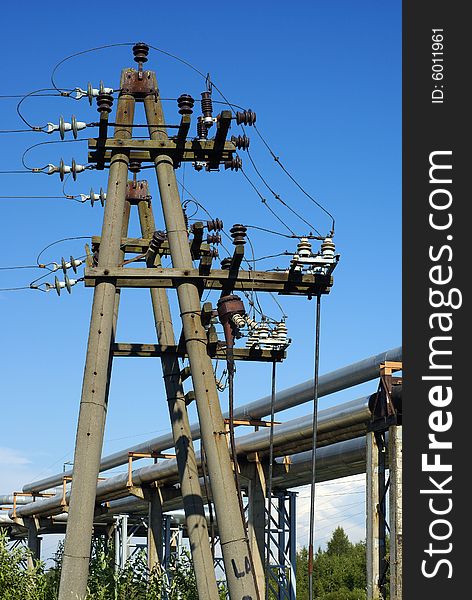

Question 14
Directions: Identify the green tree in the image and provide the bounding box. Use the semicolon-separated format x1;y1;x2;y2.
296;528;367;600
326;527;351;557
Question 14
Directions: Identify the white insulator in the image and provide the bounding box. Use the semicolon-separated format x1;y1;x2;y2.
231;313;246;328
244;315;259;330
45;275;79;296
246;323;261;348
74;83;114;103
60;256;83;274
80;187;107;207
47;160;87;181
46;115;87;139
274;321;288;343
290;252;302;270
296;237;313;259
321;237;336;260
246;333;259;348
258;321;270;341
70;259;83;270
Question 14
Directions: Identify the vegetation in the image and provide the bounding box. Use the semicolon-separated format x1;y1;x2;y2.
1;527;370;599
0;530;226;599
296;527;367;600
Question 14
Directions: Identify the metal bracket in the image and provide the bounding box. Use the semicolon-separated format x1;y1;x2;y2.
121;69;157;98
126;180;151;205
10;491;55;519
126;451;175;488
368;361;403;432
224;418;281;428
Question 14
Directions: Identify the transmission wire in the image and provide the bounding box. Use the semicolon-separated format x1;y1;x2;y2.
265;360;277;600
308;294;322;600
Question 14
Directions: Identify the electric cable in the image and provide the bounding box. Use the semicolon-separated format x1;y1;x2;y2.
0;265;42;270
35;236;91;266
21;137;88;171
16;88;67;130
61;173;82;201
176;177;270;320
0;170;41;174
28;252;87;290
253;124;336;235
308;294;322;600
250;252;291;262
0;93;72;99
265;360;277;600
240;168;298;236
244;224;323;240
146;43;335;235
193;74;336;235
311;475;365;487
46;42;336;235
200;444;216;559
50;43;134;92
0;128;40;134
226;349;245;522
245;149;322;236
246;233;281;323
245;234;267;320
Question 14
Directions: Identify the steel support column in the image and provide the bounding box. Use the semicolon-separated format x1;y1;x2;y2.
26;517;41;569
266;491;296;600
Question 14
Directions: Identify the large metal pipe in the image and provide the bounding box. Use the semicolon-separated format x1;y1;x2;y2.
24;347;400;494
3;437;369;530
0;495;31;506
12;395;373;521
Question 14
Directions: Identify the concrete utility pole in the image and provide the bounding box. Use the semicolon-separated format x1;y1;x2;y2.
137;193;220;599
143;74;260;600
50;43;335;600
58;73;135;600
389;425;402;600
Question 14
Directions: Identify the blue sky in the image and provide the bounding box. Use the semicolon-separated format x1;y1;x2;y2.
0;0;401;555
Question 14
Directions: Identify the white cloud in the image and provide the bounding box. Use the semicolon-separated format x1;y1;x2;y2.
0;447;32;466
293;474;366;550
0;447;41;495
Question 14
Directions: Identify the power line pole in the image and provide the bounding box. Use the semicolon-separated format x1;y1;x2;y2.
142;73;260;600
136;188;220;599
56;42;336;600
58;71;135;600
